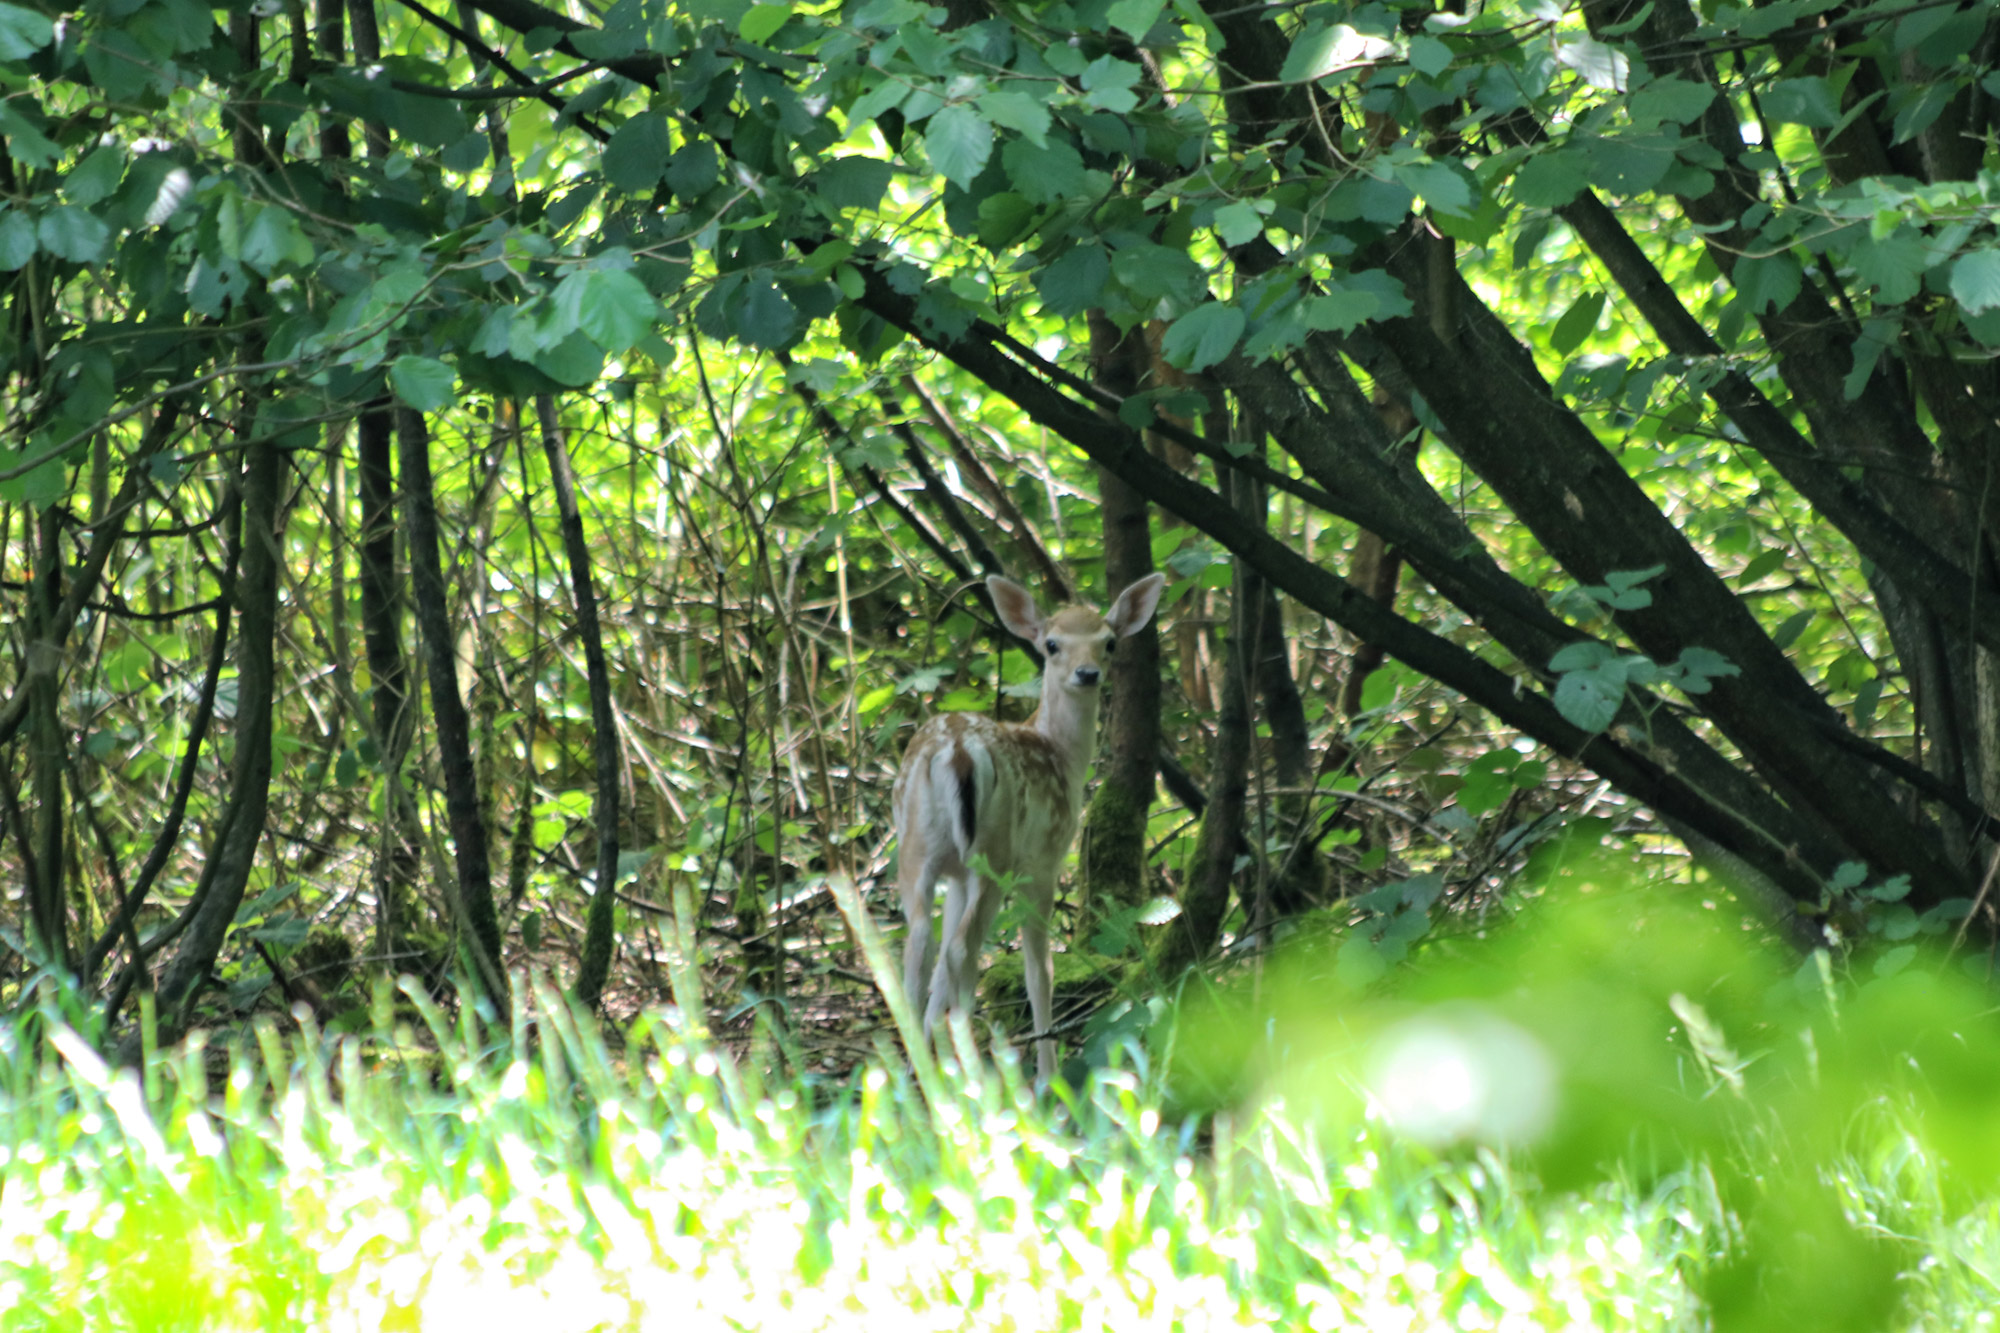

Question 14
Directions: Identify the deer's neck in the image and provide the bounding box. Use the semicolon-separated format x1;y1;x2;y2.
1030;683;1102;779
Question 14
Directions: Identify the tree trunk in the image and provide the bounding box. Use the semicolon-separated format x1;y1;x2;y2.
1077;310;1163;948
152;427;283;1033
397;407;507;1006
535;395;624;1010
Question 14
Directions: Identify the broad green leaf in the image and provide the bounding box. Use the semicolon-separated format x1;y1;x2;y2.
1733;252;1801;315
1554;35;1628;91
1843;315;1898;399
1551;290;1605;356
976;192;1035;249
1513;150;1589;207
37;207;110;263
976;90;1050;146
1582;134;1675;195
737;2;789;42
533;331;605;386
816;156;894;212
578;268;659;353
1950;249;2000;315
64;146;126;208
240;205;313;274
603;112;671;193
0;2;54;58
666;140;720;199
1034;243;1109;317
1407;33;1452;77
1554;667;1624;734
1106;0;1164;39
1160;302;1244;372
389;356;456;411
1630;76;1715;124
1211;201;1264;247
925;104;993;188
1390;161;1472;216
1848;229;1929;305
1301;288;1380;334
1281;22;1393;84
1762;76;1840;127
1002;137;1091;204
0;209;34;271
735;280;800;349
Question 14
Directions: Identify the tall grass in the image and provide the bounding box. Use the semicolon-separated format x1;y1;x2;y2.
4;880;1999;1331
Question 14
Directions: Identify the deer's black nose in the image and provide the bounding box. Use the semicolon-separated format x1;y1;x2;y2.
1075;666;1101;686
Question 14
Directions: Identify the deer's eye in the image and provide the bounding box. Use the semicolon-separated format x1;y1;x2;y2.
1045;638;1059;656
1105;638;1117;655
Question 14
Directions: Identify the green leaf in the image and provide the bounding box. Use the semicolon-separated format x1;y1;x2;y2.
976;90;1050;146
975;192;1035;248
1950;249;2000;315
1210;201;1264;247
1034;244;1109;317
577;268;659;354
1551;290;1605;356
1554;666;1625;734
1407;34;1452;78
816;156;894;212
64;146;126;208
1843;315;1898;400
1105;0;1164;39
389;356;456;411
240;205;313;275
1160;303;1244;373
925;104;993;189
1849;230;1929;305
0;2;54;59
37;207;110;263
1513;150;1589;207
1390;161;1472;217
1553;35;1628;91
665;140;720;199
737;2;789;42
0;209;34;271
1761;76;1840;128
1280;22;1391;84
1002;138;1091;204
1301;288;1380;334
1733;252;1801;315
735;280;799;349
1630;76;1715;124
603;112;670;193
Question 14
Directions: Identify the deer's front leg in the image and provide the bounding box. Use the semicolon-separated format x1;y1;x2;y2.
1020;878;1057;1090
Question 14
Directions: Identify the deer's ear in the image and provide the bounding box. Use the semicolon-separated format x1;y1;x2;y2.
1106;572;1166;637
987;576;1044;643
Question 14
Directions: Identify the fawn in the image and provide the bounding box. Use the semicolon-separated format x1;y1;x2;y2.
892;572;1167;1087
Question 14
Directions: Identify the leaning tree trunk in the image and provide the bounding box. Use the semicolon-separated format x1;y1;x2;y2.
151;419;283;1036
1077;311;1164;949
397;407;507;1007
535;395;624;1010
1155;466;1260;975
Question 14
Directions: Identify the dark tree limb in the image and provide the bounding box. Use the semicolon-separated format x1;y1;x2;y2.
397;406;507;1006
534;395;623;1009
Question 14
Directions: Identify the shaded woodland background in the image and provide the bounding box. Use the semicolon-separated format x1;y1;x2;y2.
3;0;1999;1062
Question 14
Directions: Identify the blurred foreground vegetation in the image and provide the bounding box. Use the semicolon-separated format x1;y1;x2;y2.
8;874;2000;1332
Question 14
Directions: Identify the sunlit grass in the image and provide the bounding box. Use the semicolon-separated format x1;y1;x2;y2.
6;884;2000;1331
0;985;1713;1332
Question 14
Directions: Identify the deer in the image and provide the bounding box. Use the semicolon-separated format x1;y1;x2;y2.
892;571;1167;1089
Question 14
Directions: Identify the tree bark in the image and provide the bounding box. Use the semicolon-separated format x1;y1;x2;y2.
535;395;623;1010
397;407;507;1006
151;429;284;1033
1078;310;1163;948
